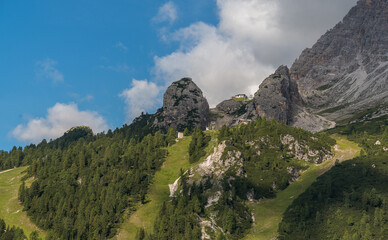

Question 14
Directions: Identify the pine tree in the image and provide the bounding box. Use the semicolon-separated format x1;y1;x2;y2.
29;231;42;240
183;128;190;136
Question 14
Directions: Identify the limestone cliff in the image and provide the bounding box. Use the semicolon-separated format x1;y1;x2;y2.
290;0;388;121
158;78;209;131
132;78;210;133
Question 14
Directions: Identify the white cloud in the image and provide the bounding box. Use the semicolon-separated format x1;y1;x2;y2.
153;1;178;24
153;0;357;106
154;22;274;105
12;103;108;143
115;41;128;51
36;58;64;83
119;79;161;122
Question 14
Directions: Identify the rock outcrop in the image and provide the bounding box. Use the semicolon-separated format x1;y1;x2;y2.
209;66;301;129
159;78;209;131
210;98;258;129
210;66;334;132
253;65;302;125
132;78;210;132
290;0;388;121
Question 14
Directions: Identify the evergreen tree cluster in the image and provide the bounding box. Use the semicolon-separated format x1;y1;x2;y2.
278;152;388;240
151;171;204;240
0;218;28;240
188;127;210;163
218;118;335;199
279;117;388;240
143;118;335;239
135;170;204;240
18;130;170;239
0;119;176;239
0;218;43;240
136;169;251;240
0;146;24;171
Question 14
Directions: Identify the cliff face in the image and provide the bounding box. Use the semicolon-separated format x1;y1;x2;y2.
209;66;333;132
209;66;299;127
157;78;210;131
253;66;301;125
210;0;388;130
290;0;388;121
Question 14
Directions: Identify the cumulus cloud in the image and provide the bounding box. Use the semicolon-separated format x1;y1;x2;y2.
36;58;64;83
12;103;108;143
154;22;274;105
119;79;161;122
153;1;178;24
153;0;357;106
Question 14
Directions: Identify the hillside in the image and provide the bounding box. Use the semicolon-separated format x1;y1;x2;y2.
0;123;367;240
130;118;338;239
116;136;194;240
278;117;388;239
243;135;360;240
0;1;386;239
0;167;45;238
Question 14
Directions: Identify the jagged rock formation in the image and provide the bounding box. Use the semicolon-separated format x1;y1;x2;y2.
210;66;334;132
210;97;257;129
196;141;244;179
159;78;209;131
132;78;209;133
290;0;388;121
209;65;299;129
155;78;209;131
210;0;387;131
253;66;302;125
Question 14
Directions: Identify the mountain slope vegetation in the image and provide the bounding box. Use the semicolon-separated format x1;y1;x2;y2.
243;135;360;240
278;117;388;240
0;167;44;238
135;117;337;239
116;136;194;240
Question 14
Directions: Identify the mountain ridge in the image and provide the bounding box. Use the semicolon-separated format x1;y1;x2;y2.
290;0;388;122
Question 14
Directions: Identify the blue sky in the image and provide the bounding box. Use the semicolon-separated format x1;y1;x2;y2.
0;0;357;150
0;0;217;150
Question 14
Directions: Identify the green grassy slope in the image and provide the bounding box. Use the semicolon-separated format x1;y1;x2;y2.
116;136;194;240
0;166;45;238
242;135;360;240
0;134;359;240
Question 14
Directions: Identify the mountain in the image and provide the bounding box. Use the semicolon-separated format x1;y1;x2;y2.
210;0;387;132
132;0;387;134
209;66;334;132
1;1;387;239
156;78;209;131
153;118;336;239
132;78;209;133
290;0;388;122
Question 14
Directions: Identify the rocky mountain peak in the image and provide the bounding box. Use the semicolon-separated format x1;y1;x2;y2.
253;65;301;124
290;0;388;121
160;78;209;131
274;65;290;77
